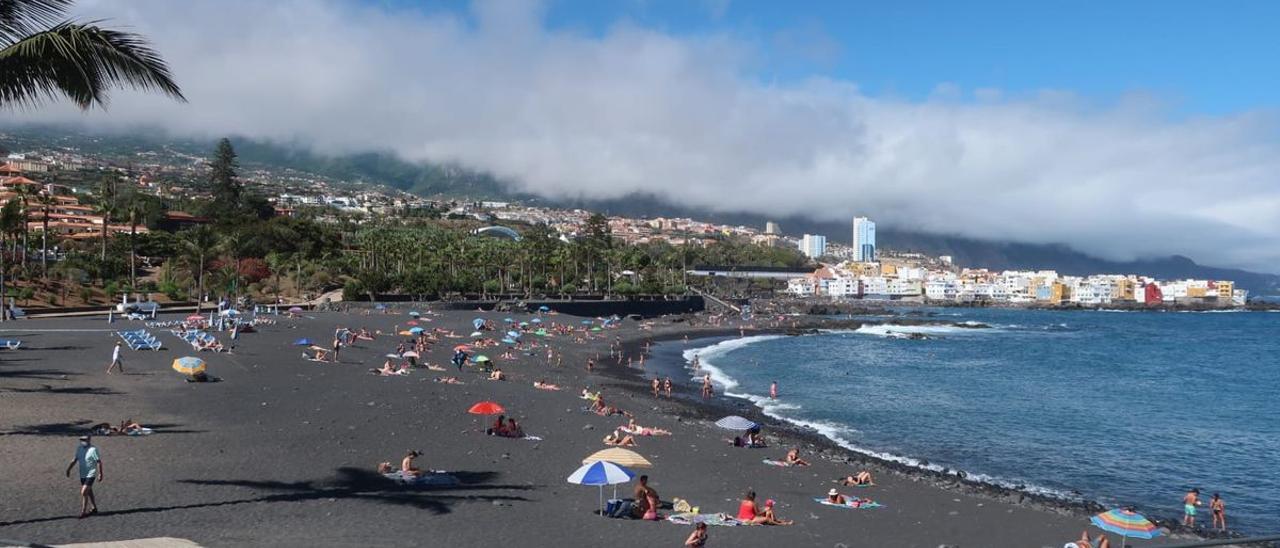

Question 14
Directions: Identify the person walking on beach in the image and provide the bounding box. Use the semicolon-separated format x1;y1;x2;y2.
1210;493;1226;531
701;374;713;398
106;342;124;374
651;378;660;398
586;357;594;374
769;381;778;400
331;337;342;363
663;377;672;398
1183;488;1202;527
65;435;103;518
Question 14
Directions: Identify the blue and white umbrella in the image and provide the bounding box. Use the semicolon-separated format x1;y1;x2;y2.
530;318;542;324
566;460;635;517
408;327;425;335
538;305;551;312
501;338;517;344
715;415;758;431
408;311;420;317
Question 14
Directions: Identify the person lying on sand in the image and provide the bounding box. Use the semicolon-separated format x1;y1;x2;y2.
623;419;671;436
784;448;811;466
401;450;423;478
488;368;506;381
370;360;399;376
603;430;637;447
433;376;464;384
839;470;874;486
426;364;447;372
533;380;561;391
825;489;847;505
355;328;375;341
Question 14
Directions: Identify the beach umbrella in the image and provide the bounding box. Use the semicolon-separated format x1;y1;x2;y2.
530;318;542;324
409;327;425;335
398;330;414;336
470;331;484;338
580;319;593;325
385;353;401;359
591;327;602;332
375;304;387;310
519;321;529;327
1091;508;1161;546
171;356;206;375
293;338;312;346
501;338;517;344
408;311;420;317
506;330;521;339
715;415;758;431
472;318;486;329
566;460;635;517
406;320;419;326
538;305;551;312
185;314;204;322
473;355;491;363
468;401;505;415
535;328;548;336
503;317;515;323
288;306;303;313
583;448;652;469
402;351;420;358
453;344;471;352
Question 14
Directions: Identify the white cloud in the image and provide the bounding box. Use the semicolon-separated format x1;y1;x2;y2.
11;0;1280;271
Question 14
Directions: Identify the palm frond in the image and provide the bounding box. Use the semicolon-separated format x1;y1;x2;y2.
0;0;71;44
0;20;185;110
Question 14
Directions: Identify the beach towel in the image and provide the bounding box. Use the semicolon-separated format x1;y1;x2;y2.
762;459;792;467
666;513;741;527
127;427;154;436
522;435;543;441
812;497;883;510
383;471;459;486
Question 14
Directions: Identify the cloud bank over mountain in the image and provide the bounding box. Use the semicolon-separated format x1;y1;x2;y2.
13;0;1280;271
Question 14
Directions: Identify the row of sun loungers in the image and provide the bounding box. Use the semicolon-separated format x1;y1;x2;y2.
117;330;163;351
170;329;225;352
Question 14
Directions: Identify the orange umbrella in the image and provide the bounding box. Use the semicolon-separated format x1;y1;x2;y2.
453;344;472;352
468;401;505;415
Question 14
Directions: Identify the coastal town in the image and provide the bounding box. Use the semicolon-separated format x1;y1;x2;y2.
0;141;1250;310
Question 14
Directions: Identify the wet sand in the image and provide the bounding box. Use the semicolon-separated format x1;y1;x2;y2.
0;309;1185;547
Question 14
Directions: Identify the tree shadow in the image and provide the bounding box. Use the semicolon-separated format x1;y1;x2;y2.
0;368;79;380
0;467;531;527
3;385;123;395
34;345;93;351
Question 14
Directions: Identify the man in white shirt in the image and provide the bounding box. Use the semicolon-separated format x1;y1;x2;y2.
107;341;124;374
65;435;104;518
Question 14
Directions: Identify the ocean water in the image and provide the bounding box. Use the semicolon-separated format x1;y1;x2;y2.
660;309;1280;534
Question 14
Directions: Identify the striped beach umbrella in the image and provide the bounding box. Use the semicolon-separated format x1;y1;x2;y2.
583;448;652;469
171;356;206;375
566;460;635;517
1091;508;1161;545
715;415;758;431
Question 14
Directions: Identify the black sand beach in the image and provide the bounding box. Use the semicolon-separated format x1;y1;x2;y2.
1;309;1185;547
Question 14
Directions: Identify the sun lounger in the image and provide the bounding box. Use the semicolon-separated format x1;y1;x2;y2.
813;497;883;509
0;339;23;350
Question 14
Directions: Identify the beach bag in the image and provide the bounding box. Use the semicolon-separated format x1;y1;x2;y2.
672;498;699;514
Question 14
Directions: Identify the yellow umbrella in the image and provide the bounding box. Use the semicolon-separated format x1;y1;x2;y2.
171;356;206;375
582;448;652;469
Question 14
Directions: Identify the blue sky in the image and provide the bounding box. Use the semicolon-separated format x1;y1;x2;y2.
405;0;1279;115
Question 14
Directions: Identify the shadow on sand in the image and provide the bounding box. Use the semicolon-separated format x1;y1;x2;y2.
3;385;123;396
0;467;530;527
0;421;205;437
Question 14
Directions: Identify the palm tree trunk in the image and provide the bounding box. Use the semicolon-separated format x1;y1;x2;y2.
129;214;138;288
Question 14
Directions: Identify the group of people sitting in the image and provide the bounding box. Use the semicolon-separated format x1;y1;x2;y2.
729;428;768;448
485;415;524;438
369;359;411;376
737;490;793;525
90;419;147;436
377;450;424;478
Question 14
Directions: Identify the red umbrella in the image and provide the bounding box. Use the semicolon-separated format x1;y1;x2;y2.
468;401;505;415
406;320;419;326
186;314;204;322
453;344;472;352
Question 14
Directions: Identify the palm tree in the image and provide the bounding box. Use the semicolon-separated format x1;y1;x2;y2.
0;0;185;110
94;176;116;262
179;225;219;312
35;190;54;278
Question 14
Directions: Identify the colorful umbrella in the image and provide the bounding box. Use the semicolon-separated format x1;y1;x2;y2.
714;415;758;431
473;355;491;363
501;338;517;344
472;318;486;329
293;338;312;346
470;331;484;338
582;448;652;469
567;460;635;517
288;306;303;313
1091;508;1161;544
186;314;204;322
408;311;420;317
535;328;548;336
406;320;419;326
171;356;206;375
397;330;414;336
530;318;542;324
408;327;425;334
506;330;521;339
519;321;529;327
468;401;505;415
591;327;602;332
538;305;551;312
401;351;420;358
453;344;472;352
